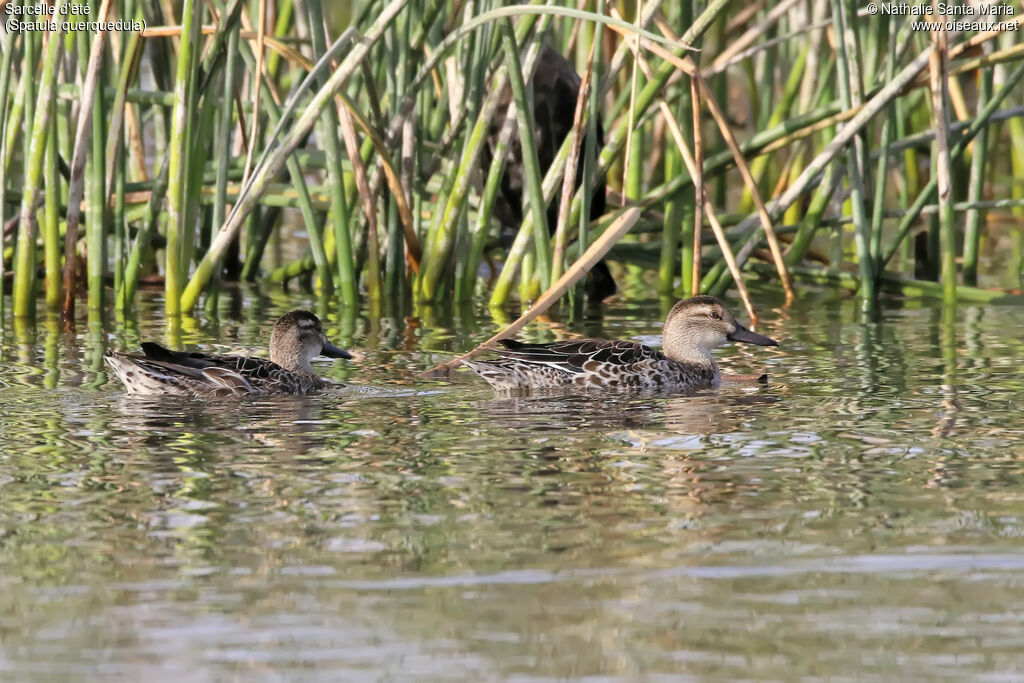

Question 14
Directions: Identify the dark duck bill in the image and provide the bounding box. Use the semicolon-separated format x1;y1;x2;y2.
727;324;779;347
321;341;353;359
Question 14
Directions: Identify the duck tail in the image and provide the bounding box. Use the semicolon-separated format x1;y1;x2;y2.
461;359;520;390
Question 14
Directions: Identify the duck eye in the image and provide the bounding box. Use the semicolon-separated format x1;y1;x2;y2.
708;311;722;320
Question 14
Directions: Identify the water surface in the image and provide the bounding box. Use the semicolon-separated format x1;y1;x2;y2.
2;290;1024;680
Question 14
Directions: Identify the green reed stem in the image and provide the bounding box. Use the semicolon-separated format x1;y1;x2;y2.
384;9;411;303
785;160;839;266
453;13;492;301
86;33;107;318
265;0;294;80
739;43;808;215
574;0;604;308
207;27;240;313
660;88;688;294
869;15;896;265
963;58;992;285
14;27;37;318
118;153;170;311
215;1;326;289
1011;124;1024;288
831;0;875;305
43;68;61;314
3;57;25;177
15;13;64;318
61;14;110;321
104;24;143;203
0;28;17;324
500;18;551;294
164;0;201;316
113;122;126;306
457;26;514;300
110;13;144;309
307;0;347;299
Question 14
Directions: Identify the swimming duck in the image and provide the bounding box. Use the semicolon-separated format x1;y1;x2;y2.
104;310;351;397
462;295;777;392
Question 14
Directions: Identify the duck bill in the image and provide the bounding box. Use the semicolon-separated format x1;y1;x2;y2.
321;341;353;359
728;324;778;347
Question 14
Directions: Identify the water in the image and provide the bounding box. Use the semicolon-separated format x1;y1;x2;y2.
3;289;1024;680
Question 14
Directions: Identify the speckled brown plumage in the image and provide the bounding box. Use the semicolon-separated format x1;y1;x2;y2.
463;296;778;393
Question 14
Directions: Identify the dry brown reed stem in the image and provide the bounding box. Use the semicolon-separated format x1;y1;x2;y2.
724;2;763;32
946;69;969;122
614;21;792;309
336;93;421;270
929;7;955;302
630;24;790;289
242;0;268;186
144;26;314;71
948;25;1019;60
179;0;407;313
625;44;758;325
551;39;597;283
647;113;667;174
443;54;462;122
603;1;664;98
685;154;758;324
124;103;147;181
563;0;589;54
904;34;1024;90
709;0;800;71
621;2;642;200
420;208;642;378
731;47;936;272
60;0;112;321
770;149;800;198
690;76;703;296
694;72;794;304
103;34;144;199
157;0;181;49
702;14;831;78
706;28;1017;161
337;103;379;286
400;115;415;264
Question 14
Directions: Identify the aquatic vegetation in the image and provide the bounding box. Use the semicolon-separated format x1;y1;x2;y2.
1;0;1023;329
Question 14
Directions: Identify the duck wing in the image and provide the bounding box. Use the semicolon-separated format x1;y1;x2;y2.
199;366;257;395
497;338;665;373
141;342;282;381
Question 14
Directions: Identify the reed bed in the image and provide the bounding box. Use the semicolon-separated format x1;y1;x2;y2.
1;0;1024;330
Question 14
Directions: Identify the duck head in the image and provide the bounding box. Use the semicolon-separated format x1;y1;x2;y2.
662;295;778;363
269;310;351;374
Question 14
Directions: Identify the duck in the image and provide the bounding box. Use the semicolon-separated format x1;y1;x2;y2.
462;295;778;392
104;310;352;397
